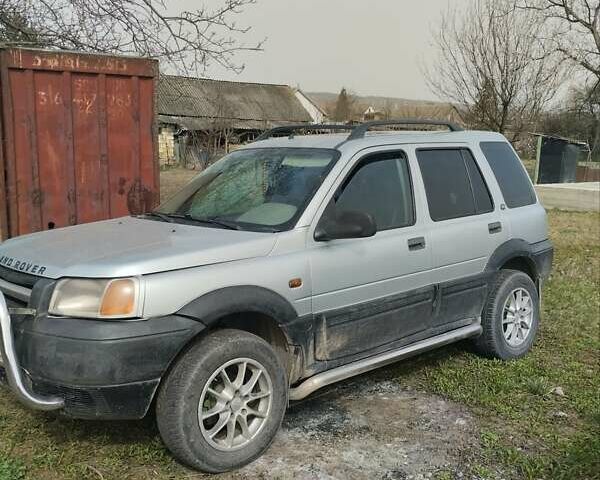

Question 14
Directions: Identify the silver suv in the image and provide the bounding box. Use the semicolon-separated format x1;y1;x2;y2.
0;120;553;472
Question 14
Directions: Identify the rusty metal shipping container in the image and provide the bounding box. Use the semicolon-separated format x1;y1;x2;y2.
0;48;159;240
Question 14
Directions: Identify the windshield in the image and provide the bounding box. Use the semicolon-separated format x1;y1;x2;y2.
155;148;340;232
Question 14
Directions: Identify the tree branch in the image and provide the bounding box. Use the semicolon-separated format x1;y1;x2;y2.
0;0;263;74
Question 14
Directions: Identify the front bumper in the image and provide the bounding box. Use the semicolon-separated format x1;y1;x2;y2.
0;290;206;419
26;376;161;419
0;291;64;410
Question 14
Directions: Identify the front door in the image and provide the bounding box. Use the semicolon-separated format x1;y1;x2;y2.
308;150;434;361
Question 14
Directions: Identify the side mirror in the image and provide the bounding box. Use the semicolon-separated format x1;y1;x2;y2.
314;209;377;242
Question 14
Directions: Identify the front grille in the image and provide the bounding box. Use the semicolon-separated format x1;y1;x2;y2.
0;266;39;308
0;266;40;289
3;293;27;309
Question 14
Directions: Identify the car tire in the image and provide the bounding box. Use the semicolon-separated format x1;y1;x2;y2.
156;329;288;473
473;269;540;360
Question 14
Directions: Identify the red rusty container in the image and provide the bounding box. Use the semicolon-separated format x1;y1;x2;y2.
0;48;159;240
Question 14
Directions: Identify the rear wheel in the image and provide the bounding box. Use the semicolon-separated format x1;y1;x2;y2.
156;329;288;473
473;269;539;360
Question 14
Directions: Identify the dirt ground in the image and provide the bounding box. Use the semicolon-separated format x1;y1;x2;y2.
160;167;198;202
226;373;481;480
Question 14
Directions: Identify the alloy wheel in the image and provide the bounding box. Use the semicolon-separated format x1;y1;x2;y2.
502;288;534;347
198;358;273;452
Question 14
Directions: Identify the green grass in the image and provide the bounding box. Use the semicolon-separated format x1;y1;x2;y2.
0;454;25;480
0;210;598;479
392;210;600;479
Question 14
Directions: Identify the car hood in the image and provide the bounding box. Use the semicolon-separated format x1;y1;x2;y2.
0;217;277;279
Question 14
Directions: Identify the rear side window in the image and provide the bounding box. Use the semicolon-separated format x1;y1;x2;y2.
480;142;536;208
417;149;493;221
463;149;494;213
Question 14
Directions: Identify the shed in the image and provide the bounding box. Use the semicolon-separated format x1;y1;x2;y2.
157;75;313;166
533;134;595;184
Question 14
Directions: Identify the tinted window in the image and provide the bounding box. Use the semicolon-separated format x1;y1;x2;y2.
334;154;414;230
480;142;536;208
417;149;476;221
463;150;494;213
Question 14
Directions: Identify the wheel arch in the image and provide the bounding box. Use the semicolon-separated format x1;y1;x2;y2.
177;285;299;328
499;257;536;281
486;239;539;282
169;286;301;383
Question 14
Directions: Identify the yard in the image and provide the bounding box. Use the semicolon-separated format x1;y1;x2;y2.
0;170;598;479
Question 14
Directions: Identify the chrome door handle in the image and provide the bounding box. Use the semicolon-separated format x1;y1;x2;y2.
488;222;502;234
408;237;426;251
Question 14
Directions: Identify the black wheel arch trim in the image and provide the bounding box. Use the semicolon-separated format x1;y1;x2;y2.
177;285;299;329
485;238;553;280
175;286;309;385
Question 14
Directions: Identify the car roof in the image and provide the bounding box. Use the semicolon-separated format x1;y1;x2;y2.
242;130;508;156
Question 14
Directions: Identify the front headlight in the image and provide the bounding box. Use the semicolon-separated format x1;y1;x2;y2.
49;278;141;319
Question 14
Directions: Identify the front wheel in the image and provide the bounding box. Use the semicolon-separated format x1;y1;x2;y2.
473;269;540;360
156;329;288;473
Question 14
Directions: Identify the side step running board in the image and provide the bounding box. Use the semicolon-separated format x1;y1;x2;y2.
289;323;482;401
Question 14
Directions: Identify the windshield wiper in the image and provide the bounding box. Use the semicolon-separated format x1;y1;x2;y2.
195;216;242;231
174;214;241;231
147;212;268;232
142;212;175;223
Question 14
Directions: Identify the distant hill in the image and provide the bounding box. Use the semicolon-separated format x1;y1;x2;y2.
306;91;455;118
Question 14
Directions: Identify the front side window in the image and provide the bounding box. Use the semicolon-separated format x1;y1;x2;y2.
417;148;493;221
156;148;339;231
331;152;414;231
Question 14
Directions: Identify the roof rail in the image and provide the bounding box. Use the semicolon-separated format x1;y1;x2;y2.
254;124;355;142
347;119;463;140
253;119;464;143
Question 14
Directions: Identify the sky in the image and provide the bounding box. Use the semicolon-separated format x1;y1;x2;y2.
180;0;470;102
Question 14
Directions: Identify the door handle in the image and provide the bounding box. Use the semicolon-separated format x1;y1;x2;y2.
408;237;426;251
488;222;502;234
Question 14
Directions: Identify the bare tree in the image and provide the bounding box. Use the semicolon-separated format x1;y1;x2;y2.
0;0;262;73
520;0;600;80
381;99;395;120
0;7;38;44
519;1;600;155
395;102;459;123
181;90;238;169
542;82;600;157
575;82;600;158
425;0;564;141
333;88;356;122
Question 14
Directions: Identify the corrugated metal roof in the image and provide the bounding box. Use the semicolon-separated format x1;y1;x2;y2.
157;115;294;131
158;75;312;129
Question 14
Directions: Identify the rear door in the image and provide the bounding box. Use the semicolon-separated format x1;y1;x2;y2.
413;145;509;329
479;141;542;243
308;148;434;361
